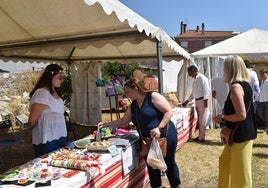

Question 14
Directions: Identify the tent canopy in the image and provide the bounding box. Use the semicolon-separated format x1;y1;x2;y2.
192;28;268;59
0;0;191;124
0;0;190;64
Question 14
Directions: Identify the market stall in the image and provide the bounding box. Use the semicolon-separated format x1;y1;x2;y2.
0;133;149;188
0;107;197;187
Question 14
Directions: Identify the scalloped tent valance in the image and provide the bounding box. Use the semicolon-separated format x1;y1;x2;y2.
0;0;191;124
0;0;190;64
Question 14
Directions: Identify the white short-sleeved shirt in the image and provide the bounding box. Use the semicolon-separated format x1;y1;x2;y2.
30;88;67;145
247;69;260;102
187;73;210;101
259;78;268;102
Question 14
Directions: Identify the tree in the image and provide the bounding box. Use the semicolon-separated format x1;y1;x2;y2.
101;62;140;83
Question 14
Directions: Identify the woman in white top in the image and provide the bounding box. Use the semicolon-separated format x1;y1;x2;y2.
28;64;67;157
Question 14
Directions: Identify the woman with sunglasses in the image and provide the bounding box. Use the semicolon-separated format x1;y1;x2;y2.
28;64;67;157
98;78;180;188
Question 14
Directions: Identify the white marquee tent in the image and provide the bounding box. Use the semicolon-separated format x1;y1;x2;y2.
0;0;190;124
192;28;268;77
190;28;268;126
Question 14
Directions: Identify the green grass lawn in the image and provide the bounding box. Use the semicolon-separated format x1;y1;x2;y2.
176;128;268;188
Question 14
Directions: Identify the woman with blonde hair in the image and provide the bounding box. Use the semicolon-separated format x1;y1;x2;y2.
98;78;181;187
214;55;257;188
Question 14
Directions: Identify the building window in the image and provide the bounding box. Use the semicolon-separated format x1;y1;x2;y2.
180;41;188;48
205;41;212;47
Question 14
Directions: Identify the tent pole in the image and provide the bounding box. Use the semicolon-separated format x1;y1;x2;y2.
156;41;163;94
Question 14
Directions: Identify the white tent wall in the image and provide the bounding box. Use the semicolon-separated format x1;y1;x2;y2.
70;62;102;125
177;60;191;103
162;60;184;93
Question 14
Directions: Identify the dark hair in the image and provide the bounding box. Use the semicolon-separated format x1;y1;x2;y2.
30;64;64;98
187;65;198;72
244;60;251;68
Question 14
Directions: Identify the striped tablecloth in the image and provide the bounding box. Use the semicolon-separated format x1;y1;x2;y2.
82;156;149;188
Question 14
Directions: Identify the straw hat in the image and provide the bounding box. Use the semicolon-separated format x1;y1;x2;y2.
132;70;146;81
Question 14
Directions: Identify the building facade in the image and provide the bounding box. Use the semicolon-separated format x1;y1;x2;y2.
174;22;239;53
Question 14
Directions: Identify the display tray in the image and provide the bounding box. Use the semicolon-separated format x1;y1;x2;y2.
74;137;92;149
86;141;114;151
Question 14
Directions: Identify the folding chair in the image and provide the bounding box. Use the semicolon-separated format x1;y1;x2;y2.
0;119;22;159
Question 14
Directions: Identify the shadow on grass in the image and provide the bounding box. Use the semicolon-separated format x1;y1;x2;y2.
253;153;268;159
257;129;265;134
189;139;223;146
253;143;268;148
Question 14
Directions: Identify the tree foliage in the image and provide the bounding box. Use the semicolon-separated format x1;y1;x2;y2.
101;62;140;82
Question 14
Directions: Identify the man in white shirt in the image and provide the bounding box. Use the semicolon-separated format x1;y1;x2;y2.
258;69;268;134
182;65;210;142
244;60;260;113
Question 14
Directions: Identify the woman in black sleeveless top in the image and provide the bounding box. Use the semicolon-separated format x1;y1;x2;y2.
214;55;257;188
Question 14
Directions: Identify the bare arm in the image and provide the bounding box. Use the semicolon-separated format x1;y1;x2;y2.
28;103;47;129
98;106;132;128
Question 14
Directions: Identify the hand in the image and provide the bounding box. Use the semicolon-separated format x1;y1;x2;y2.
213;115;222;124
150;127;161;138
212;90;216;98
182;100;188;107
204;100;208;108
97;122;104;129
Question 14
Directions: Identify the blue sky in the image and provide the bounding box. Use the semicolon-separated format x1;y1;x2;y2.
120;0;268;37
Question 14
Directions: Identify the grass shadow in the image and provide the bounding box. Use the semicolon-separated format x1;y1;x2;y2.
253;143;268;148
253;153;268;159
202;140;223;146
189;139;223;146
257;129;265;134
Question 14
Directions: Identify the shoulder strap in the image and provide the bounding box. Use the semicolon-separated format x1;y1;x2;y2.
135;107;143;137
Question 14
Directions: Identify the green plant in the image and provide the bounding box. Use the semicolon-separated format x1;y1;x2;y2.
61;73;73;108
241;56;251;62
101;62;140;82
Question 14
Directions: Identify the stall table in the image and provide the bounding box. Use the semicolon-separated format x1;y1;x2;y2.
0;136;149;188
0;107;197;188
171;107;198;150
82;156;148;188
